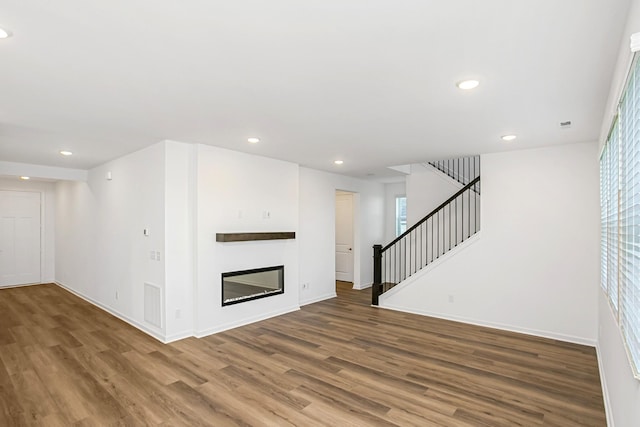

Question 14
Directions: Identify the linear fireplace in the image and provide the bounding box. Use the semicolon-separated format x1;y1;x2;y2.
222;265;284;306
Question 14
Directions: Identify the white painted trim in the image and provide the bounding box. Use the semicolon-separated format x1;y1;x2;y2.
300;292;337;306
379;303;597;347
0;282;42;289
596;342;615;427
196;304;300;338
164;330;194;344
55;281;168;343
631;32;640;53
38;191;45;284
352;282;372;290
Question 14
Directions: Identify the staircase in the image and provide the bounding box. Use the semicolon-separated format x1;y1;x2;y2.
427;156;480;190
372;156;480;305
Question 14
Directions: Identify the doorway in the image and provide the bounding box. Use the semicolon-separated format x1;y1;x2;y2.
0;191;42;287
335;191;355;285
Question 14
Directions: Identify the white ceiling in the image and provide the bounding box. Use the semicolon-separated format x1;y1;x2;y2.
0;0;631;180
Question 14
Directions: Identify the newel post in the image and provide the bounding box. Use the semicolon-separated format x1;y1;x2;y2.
372;244;382;306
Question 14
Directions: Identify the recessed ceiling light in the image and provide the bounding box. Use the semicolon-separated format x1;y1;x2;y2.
501;134;517;141
334;160;344;165
247;137;260;144
0;27;12;39
20;176;30;180
60;150;73;156
457;80;480;90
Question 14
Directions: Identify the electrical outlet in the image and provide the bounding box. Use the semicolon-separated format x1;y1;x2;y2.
448;295;454;303
115;291;119;300
302;283;309;290
150;251;156;260
156;251;161;261
263;210;271;219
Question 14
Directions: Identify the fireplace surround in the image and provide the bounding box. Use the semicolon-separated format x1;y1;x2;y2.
222;265;284;306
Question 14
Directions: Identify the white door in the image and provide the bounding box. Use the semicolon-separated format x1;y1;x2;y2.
0;191;41;287
335;192;354;282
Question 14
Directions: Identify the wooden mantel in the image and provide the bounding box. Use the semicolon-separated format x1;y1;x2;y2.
215;232;296;242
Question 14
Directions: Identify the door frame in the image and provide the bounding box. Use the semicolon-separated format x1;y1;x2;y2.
335;189;362;289
0;188;45;287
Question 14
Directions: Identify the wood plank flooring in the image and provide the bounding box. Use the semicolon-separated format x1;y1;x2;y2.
0;282;606;426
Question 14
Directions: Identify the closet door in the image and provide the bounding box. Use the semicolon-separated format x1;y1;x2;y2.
0;191;41;287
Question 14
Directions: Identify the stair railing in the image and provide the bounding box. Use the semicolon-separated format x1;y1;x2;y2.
427;156;480;193
372;176;480;305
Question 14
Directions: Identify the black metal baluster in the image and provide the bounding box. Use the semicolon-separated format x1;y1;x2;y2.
467;185;471;238
472;156;475;180
413;229;418;273
403;236;406;281
419;223;422;269
394;244;396;284
449;202;452;251
431;216;433;263
455;195;458;246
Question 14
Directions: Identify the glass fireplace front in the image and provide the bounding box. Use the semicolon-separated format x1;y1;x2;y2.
222;265;284;306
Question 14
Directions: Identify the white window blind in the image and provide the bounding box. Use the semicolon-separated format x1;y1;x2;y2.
600;55;640;378
608;121;619;312
619;60;640;374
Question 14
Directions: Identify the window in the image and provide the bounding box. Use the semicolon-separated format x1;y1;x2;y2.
600;55;640;379
395;196;407;236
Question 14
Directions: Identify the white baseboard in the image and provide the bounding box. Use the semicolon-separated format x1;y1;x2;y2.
353;282;372;290
595;342;614;427
54;281;168;343
300;292;337;306
164;330;194;344
0;282;42;289
379;303;597;347
196;304;300;338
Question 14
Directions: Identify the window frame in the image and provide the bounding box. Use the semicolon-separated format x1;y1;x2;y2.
395;195;407;237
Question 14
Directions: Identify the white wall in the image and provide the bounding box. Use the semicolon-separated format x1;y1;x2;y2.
597;1;640;425
299;167;384;304
406;164;462;227
55;143;167;340
384;181;406;244
164;141;195;341
0;178;56;283
381;142;600;345
51;141;386;341
403;164;480;273
195;144;300;336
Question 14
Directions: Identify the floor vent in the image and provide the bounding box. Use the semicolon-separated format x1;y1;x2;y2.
144;282;162;328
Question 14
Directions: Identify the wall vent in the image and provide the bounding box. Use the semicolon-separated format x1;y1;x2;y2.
144;282;162;328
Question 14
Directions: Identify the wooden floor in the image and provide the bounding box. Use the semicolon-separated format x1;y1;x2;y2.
0;282;606;426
